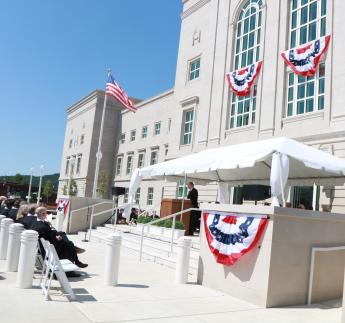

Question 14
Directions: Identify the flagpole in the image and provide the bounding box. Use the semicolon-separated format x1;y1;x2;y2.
92;69;111;198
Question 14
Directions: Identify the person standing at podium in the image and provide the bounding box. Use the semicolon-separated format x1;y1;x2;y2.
187;182;199;235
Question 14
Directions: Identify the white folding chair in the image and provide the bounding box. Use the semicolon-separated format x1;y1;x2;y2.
39;238;79;301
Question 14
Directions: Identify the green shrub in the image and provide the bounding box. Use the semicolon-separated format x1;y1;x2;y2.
137;215;146;224
142;216;153;224
156;219;166;227
163;219;185;230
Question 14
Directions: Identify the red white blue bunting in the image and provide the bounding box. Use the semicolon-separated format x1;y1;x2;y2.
56;199;70;216
226;61;263;97
203;211;268;266
281;35;331;77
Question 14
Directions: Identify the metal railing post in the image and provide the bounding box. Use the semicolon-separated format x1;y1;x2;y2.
88;205;95;241
139;224;145;262
170;215;176;253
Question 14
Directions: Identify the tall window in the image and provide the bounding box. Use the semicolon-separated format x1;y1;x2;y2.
76;154;82;174
230;0;263;129
188;58;200;81
69;139;72;149
142;126;148;139
135;188;141;204
65;158;70;175
138;152;145;168
150;150;158;165
177;180;188;199
80;134;85;145
182;110;194;145
126;155;133;175
116;156;123;176
124;188;129;204
154;122;161;135
147;187;154;205
287;0;327;117
120;133;126;144
130;130;136;142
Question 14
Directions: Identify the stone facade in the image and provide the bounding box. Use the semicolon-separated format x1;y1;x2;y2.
58;0;345;213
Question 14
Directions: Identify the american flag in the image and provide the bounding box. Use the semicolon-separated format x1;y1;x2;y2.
105;74;137;112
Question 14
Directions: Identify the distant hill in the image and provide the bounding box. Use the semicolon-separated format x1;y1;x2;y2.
0;173;60;192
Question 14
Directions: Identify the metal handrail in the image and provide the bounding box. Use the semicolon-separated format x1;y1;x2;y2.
70;201;113;215
139;207;200;261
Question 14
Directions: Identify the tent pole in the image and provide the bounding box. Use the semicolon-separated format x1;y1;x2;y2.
180;174;187;222
279;154;286;207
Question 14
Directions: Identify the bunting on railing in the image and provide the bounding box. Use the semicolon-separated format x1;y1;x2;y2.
281;35;331;77
203;211;268;266
226;61;263;97
56;199;70;216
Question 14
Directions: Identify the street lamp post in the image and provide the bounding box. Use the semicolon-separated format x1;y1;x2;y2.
37;164;44;205
27;167;34;204
67;157;76;196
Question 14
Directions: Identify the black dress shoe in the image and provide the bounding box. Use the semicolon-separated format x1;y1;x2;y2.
66;271;81;278
75;260;88;268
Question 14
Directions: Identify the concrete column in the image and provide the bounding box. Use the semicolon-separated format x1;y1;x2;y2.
0;214;6;228
6;223;25;272
56;211;64;232
175;237;192;284
16;230;38;289
0;218;14;259
104;234;122;286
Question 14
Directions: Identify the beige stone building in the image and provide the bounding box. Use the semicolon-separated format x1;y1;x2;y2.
59;0;345;213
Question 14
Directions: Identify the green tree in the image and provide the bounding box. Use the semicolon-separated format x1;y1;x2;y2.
42;180;54;203
96;171;108;198
13;173;26;185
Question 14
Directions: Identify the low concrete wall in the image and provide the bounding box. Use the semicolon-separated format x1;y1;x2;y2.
198;203;345;308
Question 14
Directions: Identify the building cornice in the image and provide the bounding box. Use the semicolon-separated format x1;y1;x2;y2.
66;90;103;114
179;96;199;107
181;0;211;20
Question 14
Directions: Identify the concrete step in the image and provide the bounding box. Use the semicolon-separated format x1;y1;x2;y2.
78;227;199;276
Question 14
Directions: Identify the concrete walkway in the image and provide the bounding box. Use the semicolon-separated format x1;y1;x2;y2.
0;234;342;323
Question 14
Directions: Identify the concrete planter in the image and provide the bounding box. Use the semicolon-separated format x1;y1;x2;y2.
163;228;185;239
149;225;164;236
136;223;149;234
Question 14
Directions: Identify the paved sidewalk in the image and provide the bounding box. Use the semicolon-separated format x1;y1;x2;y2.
0;234;342;323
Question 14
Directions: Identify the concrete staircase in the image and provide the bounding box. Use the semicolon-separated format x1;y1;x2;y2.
78;224;200;276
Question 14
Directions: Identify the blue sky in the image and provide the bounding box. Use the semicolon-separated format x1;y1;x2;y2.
0;0;182;176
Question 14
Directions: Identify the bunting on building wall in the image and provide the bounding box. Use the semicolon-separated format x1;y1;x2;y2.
203;211;268;266
226;61;263;97
56;199;70;216
281;35;331;77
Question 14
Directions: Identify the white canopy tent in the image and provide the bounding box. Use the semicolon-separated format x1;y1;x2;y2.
128;137;345;207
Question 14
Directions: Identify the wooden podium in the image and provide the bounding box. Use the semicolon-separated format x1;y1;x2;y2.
160;198;192;235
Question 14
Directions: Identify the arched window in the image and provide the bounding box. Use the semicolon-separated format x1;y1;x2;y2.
230;0;263;129
286;0;327;117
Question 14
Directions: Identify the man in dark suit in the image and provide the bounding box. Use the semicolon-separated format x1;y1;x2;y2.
7;200;20;221
1;199;13;218
187;182;199;235
30;206;87;269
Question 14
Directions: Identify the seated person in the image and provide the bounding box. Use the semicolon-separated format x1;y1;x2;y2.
1;199;13;217
20;204;37;229
129;208;138;224
116;208;127;224
30;207;88;269
0;196;7;214
8;199;20;221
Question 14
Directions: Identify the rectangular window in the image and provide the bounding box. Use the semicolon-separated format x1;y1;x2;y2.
182;110;194;145
164;144;169;157
138;152;145;168
116;156;123;176
70;156;76;175
80;135;85;145
287;64;325;117
168;118;172;132
126;155;133;175
189;58;200;81
177;180;188;199
69;139;72;149
142;126;148;138
124;188;129;204
76;154;82;174
120;133;125;144
154;122;161;135
135;188;141;204
230;85;257;129
65;158;70;175
150;150;158;165
130;130;136;142
147;187;154;205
